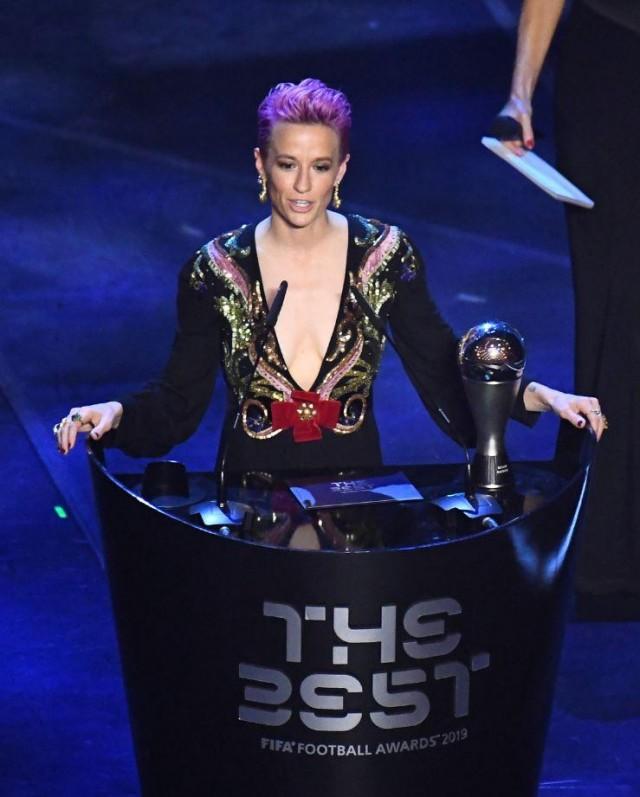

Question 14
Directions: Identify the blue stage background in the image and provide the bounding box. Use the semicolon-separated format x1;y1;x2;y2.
1;2;638;795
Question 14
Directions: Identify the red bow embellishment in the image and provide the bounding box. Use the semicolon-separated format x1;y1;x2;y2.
271;390;341;443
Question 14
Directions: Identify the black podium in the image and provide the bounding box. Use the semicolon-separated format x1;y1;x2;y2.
89;435;593;797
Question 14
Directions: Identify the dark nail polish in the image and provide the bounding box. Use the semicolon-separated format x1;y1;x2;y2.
525;139;534;149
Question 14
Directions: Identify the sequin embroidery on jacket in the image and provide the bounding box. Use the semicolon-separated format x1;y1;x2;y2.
190;217;419;441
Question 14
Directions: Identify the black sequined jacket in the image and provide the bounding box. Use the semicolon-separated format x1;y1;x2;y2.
110;214;536;472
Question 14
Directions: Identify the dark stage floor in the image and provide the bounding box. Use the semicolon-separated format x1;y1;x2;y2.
1;1;638;795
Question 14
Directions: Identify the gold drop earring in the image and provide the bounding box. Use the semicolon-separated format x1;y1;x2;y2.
258;174;268;203
332;182;342;209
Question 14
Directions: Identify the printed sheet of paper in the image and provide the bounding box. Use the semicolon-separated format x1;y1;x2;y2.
288;471;423;510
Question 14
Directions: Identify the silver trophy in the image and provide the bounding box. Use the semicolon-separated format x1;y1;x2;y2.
458;321;526;491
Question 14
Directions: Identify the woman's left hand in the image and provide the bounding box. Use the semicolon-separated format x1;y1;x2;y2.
523;382;607;440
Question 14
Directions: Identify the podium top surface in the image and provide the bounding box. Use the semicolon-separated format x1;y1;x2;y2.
90;448;584;553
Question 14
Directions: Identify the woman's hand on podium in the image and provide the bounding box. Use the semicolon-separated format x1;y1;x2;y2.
523;382;607;440
53;401;123;454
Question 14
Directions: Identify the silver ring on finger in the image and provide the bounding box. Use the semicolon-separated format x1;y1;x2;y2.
589;409;602;416
52;422;61;435
70;412;83;423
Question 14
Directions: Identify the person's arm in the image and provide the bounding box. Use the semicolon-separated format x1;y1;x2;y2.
57;253;221;457
522;381;607;439
500;0;566;153
110;254;221;457
385;235;606;444
386;239;477;448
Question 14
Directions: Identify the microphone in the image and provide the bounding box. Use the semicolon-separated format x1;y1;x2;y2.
263;280;288;333
213;280;289;518
349;284;478;512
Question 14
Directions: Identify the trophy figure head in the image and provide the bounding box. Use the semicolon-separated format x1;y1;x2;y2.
458;321;526;491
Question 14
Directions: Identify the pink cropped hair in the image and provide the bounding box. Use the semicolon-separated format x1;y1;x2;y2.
257;78;352;158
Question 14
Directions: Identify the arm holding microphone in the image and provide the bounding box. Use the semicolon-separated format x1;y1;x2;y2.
492;0;566;155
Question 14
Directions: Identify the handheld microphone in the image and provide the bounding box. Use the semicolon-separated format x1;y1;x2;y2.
263;280;288;331
213;280;288;516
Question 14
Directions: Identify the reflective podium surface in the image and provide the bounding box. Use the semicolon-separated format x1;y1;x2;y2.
119;462;568;551
89;437;593;797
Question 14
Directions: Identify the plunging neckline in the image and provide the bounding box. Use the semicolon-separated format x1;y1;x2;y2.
252;219;352;394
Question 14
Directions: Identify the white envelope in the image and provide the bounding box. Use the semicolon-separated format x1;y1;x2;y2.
481;136;594;209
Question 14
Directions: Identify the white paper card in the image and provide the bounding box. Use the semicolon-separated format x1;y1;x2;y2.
481;136;594;209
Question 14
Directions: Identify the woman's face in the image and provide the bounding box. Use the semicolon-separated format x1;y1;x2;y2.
255;122;349;228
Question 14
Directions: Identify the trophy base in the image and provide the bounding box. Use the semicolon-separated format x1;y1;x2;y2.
471;454;514;492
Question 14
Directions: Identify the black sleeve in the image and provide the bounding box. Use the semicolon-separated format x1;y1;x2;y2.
386;237;538;448
107;254;221;457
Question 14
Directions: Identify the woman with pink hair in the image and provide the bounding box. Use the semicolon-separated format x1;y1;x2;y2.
54;78;604;471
